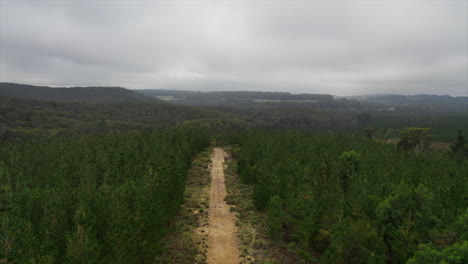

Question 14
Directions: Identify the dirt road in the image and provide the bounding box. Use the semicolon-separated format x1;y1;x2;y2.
206;148;241;264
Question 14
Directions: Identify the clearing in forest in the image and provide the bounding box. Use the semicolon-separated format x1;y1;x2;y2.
206;148;241;264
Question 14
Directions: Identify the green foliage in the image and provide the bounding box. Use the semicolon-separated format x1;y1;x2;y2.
234;131;467;263
449;209;468;242
338;151;361;215
376;183;435;263
398;127;433;151
338;150;361;176
266;195;283;240
364;126;376;139
407;241;468;264
322;218;386;264
0;128;209;263
0;96;217;139
407;209;468;264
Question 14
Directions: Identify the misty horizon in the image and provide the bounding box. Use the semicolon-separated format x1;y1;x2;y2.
0;0;467;96
2;81;467;98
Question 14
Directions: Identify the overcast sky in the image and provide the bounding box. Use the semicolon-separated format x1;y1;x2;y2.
0;0;467;96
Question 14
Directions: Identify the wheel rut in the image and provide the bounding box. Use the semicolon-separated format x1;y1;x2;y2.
206;148;241;264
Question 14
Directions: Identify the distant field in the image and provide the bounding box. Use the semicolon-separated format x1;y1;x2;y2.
253;99;319;103
155;95;175;101
153;96;321;104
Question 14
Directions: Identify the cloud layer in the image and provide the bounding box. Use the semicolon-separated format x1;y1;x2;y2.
0;0;467;95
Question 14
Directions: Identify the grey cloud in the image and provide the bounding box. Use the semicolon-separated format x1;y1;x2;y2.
0;0;466;95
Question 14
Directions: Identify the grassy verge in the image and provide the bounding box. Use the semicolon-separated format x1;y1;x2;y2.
222;146;300;264
156;148;212;263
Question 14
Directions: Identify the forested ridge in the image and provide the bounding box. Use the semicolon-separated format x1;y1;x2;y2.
1;84;467;142
2;96;467;142
0;83;155;103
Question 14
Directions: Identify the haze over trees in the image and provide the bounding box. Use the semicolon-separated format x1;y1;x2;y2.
1;83;467;142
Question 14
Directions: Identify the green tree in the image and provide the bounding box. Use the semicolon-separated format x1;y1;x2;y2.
407;241;468;264
377;184;435;263
364;127;376;139
266;195;283;240
397;127;432;151
338;151;361;197
322;219;386;264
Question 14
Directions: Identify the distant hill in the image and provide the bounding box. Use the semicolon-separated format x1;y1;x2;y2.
0;83;156;103
1;87;466;141
349;94;468;113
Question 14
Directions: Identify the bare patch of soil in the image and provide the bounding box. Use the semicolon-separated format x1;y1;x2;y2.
206;148;241;264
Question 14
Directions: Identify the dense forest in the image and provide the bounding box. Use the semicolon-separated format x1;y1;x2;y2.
0;128;209;263
231;131;467;263
0;96;219;138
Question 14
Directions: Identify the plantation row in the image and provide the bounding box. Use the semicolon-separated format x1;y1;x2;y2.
232;131;467;264
0;128;209;263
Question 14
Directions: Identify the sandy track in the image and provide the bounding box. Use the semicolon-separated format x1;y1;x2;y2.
206;148;241;264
